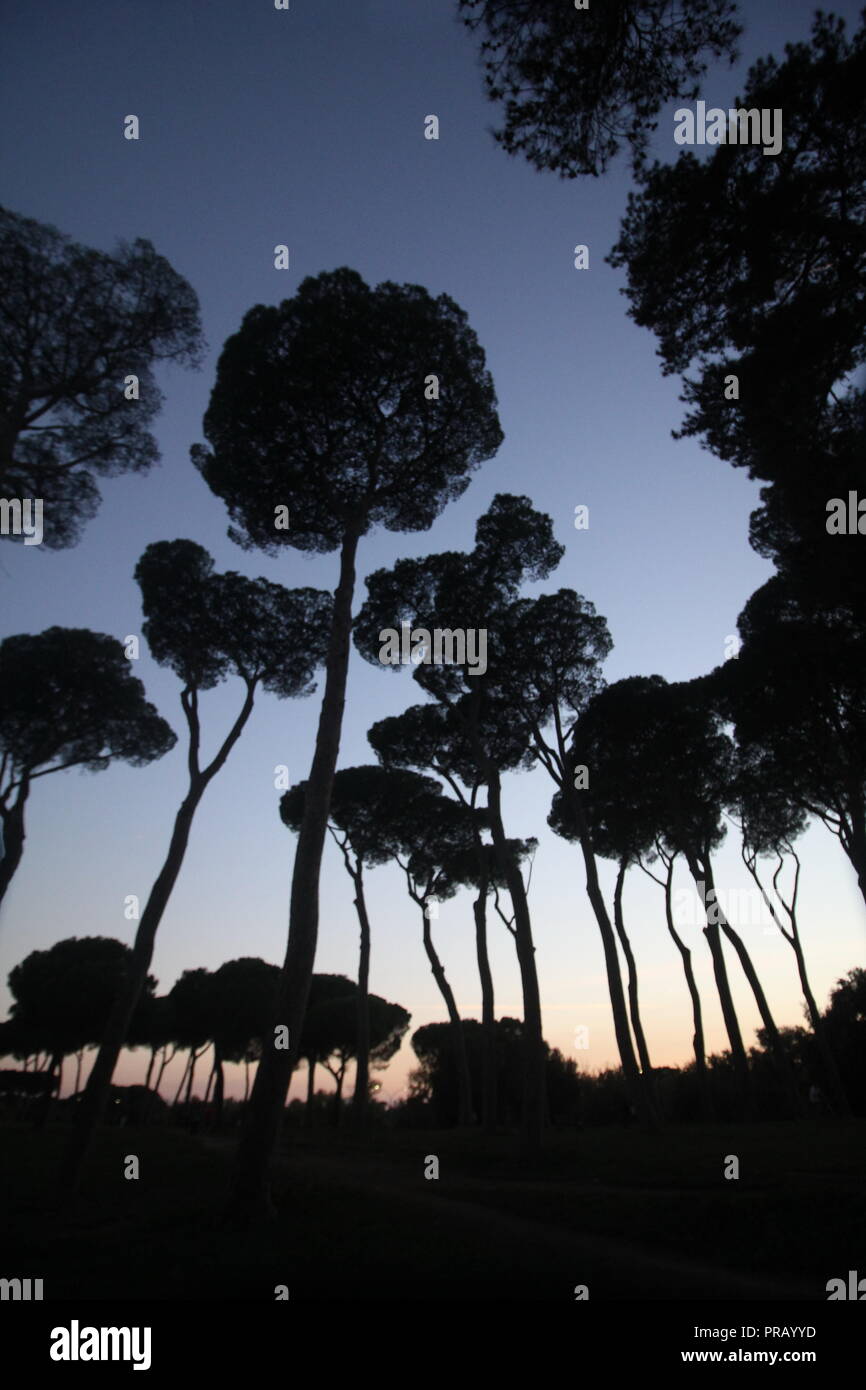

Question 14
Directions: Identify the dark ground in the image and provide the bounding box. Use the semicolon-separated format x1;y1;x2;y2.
2;1118;863;1300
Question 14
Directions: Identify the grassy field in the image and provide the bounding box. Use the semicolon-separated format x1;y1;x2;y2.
2;1118;864;1300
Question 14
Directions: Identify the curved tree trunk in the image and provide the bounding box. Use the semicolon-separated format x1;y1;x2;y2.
686;853;753;1110
228;525;361;1223
154;1044;177;1095
185;1045;202;1104
0;775;30;912
332;1068;345;1125
747;851;852;1119
209;1044;225;1122
36;1051;62;1128
144;1048;157;1091
305;1055;316;1126
60;680;256;1202
145;1044;172;1124
173;1052;191;1105
613;859;657;1113
62;788;203;1190
469;817;496;1132
350;864;372;1118
714;907;804;1116
662;861;713;1120
788;931;850;1116
566;790;659;1128
697;854;801;1114
421;904;474;1127
473;869;497;1134
486;767;546;1153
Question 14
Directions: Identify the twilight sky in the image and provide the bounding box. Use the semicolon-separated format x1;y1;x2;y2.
1;0;863;1104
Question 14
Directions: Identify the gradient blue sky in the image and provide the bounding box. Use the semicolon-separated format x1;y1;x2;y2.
1;0;863;1104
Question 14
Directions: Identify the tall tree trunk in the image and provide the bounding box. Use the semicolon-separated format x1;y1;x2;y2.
184;1045;201;1104
332;1069;345;1125
172;1051;192;1106
566;789;659;1128
613;860;657;1111
661;860;713;1120
227;525;361;1222
714;906;804;1116
62;787;204;1189
421;904;474;1127
60;680;255;1201
154;1044;177;1094
305;1056;316;1126
152;1045;169;1093
694;854;800;1113
745;852;851;1118
789;932;850;1116
144;1048;157;1091
74;1049;85;1095
36;1051;62;1128
486;767;546;1153
244;1056;251;1103
0;775;30;912
350;863;372;1118
212;1046;225;1123
473;868;497;1133
686;855;752;1109
145;1044;169;1125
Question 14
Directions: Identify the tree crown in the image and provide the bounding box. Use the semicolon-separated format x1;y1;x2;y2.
1;205;204;547
0;626;175;781
192;267;503;554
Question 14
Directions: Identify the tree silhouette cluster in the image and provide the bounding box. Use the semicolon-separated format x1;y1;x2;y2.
1;6;865;1234
0;939;409;1128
